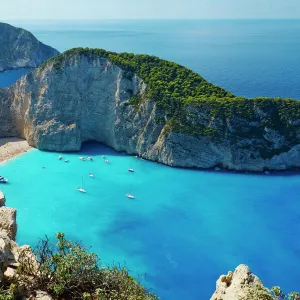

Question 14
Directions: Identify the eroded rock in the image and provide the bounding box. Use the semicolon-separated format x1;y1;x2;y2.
0;207;17;240
34;291;54;300
0;190;5;207
0;233;11;281
210;264;262;300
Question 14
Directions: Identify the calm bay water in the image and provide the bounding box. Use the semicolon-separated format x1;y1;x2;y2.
0;68;32;88
1;20;300;299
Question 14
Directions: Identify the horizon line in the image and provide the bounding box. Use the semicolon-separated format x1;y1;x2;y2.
1;17;300;21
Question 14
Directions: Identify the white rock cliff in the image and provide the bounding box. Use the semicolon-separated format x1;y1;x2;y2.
1;51;300;172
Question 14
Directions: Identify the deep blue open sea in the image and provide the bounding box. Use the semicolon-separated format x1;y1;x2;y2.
1;20;300;299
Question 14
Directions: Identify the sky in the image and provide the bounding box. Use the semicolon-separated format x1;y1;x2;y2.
0;0;299;20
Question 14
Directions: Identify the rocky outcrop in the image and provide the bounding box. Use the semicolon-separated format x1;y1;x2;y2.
0;22;59;72
1;49;300;172
0;193;19;283
34;291;54;300
0;191;49;299
211;264;264;300
0;207;17;240
0;191;5;207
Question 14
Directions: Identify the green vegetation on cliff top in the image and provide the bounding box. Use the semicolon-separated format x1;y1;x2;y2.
40;48;300;144
39;47;233;107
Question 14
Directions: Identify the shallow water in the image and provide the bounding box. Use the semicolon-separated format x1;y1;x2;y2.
1;142;300;299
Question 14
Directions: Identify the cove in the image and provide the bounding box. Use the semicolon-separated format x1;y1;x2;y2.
0;142;300;299
0;68;32;88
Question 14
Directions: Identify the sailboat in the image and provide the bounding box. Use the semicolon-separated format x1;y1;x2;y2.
77;177;86;193
126;183;135;199
0;176;8;184
89;173;94;178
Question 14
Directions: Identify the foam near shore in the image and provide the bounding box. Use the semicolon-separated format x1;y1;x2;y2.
0;138;32;164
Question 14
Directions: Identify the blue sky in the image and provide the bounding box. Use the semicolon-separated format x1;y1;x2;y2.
1;0;299;19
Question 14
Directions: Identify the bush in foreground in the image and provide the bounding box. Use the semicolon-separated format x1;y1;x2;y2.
247;285;300;300
12;233;157;300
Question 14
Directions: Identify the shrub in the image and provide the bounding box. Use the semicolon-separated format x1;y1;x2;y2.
247;285;300;300
16;233;157;300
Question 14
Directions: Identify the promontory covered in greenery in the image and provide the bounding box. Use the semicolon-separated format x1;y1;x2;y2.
0;22;59;72
1;47;300;171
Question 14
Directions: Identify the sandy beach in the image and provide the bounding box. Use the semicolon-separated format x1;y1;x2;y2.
0;138;32;164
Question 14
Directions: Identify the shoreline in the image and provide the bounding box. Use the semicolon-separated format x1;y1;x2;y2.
0;137;32;165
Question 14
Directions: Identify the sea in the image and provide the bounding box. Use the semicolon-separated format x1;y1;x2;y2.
0;20;300;299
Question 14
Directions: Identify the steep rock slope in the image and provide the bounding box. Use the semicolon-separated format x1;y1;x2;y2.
1;48;300;171
211;264;262;300
0;22;59;72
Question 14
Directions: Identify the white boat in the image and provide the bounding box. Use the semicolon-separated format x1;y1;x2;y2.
87;157;93;161
64;159;69;163
89;173;94;178
102;155;106;159
0;176;8;184
128;168;134;173
78;177;86;193
79;157;85;161
105;160;110;164
126;193;135;199
58;156;63;160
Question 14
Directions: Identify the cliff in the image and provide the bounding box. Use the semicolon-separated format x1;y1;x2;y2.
211;265;263;299
1;48;300;172
0;191;54;299
0;22;59;72
210;265;299;300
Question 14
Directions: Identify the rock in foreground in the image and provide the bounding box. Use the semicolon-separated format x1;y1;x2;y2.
211;264;262;300
0;207;17;240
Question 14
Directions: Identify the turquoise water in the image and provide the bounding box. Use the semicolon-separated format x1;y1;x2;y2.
1;20;300;299
1;143;300;299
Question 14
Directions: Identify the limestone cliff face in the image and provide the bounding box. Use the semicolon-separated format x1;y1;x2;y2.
210;265;263;300
0;22;59;72
1;52;300;172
